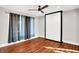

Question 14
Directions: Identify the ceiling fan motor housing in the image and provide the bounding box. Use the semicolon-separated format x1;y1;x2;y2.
38;5;41;11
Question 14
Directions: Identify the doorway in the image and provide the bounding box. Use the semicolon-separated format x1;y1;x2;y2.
45;11;63;42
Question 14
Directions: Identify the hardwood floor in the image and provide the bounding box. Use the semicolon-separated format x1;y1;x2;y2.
0;37;79;53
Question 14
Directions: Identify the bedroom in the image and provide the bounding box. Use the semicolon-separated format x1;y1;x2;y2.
0;5;79;53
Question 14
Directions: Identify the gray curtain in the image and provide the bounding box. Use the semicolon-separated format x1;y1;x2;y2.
30;17;35;37
8;13;35;43
8;13;20;43
19;16;25;40
25;16;30;39
8;13;13;43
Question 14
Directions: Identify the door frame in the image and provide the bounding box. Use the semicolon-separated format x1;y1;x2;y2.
45;10;63;43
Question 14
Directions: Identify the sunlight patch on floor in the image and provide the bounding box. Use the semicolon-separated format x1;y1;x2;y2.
43;46;79;53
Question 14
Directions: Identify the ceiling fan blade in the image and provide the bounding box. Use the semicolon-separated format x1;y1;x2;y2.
41;5;48;10
41;10;44;13
28;9;38;11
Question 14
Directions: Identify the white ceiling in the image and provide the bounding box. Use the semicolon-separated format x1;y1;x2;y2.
0;5;79;17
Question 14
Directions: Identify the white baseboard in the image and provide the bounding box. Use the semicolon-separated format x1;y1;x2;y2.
0;39;28;48
30;36;45;39
63;40;79;46
0;36;42;48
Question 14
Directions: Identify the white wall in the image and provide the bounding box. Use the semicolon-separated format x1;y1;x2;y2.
39;16;45;37
34;16;45;38
63;9;79;45
0;10;9;44
34;17;40;37
76;9;79;44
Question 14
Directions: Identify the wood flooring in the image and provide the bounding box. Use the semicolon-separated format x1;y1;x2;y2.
0;37;79;53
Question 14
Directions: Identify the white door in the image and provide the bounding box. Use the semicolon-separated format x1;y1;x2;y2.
46;12;61;41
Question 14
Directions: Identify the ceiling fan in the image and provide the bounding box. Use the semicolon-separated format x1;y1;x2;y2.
28;5;48;13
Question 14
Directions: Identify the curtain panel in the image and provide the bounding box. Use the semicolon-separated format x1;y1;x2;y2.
8;13;35;43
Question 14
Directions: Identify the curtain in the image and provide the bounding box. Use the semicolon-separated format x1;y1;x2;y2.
19;16;25;40
30;17;35;37
8;13;13;43
8;13;35;43
25;16;30;39
13;14;19;41
8;13;20;43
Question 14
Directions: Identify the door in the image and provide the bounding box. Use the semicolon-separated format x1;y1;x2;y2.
45;11;62;42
